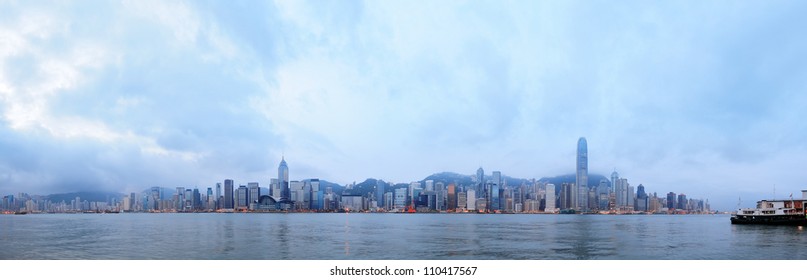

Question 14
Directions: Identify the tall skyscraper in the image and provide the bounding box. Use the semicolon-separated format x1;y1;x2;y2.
236;185;248;209
447;183;456;211
560;183;574;210
667;192;676;210
224;179;234;209
375;180;386;209
576;137;588;211
466;189;476;211
635;184;648;212
215;183;221;209
278;157;290;201
545;183;556;212
677;193;687;210
476;167;484;194
611;170;619;193
492;171;502;188
248;182;260;205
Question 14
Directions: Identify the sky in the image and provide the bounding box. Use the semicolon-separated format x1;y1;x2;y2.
1;0;806;211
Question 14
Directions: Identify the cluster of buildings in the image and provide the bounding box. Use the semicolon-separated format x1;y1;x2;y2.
0;138;711;214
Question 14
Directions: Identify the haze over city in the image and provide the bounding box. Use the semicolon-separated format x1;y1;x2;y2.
1;1;806;211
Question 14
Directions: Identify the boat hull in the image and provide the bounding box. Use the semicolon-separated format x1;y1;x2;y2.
731;214;807;225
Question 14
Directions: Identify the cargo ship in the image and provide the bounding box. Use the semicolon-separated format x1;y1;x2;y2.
731;190;807;225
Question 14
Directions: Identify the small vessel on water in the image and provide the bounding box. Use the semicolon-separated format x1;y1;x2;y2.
731;190;807;225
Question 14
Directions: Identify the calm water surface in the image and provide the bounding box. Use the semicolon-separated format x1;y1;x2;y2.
0;213;804;260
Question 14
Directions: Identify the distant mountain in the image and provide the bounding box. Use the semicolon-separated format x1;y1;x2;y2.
46;191;124;203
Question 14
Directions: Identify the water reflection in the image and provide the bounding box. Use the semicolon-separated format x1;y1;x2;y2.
2;214;806;259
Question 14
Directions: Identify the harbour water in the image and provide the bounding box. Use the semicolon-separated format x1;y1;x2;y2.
1;213;805;260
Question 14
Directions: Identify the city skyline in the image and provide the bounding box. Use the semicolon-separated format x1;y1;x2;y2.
0;141;712;214
1;1;807;212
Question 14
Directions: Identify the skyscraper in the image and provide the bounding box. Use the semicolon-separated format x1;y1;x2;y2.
215;183;221;209
635;184;648;212
667;192;676;210
447;183;456;211
236;185;248;210
476;167;484;194
278;157;290;201
560;183;574;210
545;183;556;212
576;137;588;211
224;179;234;209
248;182;260;205
375;180;386;209
677;193;687;210
466;189;476;211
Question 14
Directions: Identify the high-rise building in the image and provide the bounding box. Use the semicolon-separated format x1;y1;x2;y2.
667;192;676;210
467;189;476;211
248;182;260;205
236;186;248;210
597;179;609;211
545;183;556;212
635;184;648;212
476;167;484;194
408;182;421;207
677;193;687;210
394;188;407;210
270;179;279;198
215;183;222;209
310;179;322;210
457;191;467;211
560;183;574;210
576;137;588;211
375;180;386;208
278;157;290;201
150;187;161;211
447;183;456;211
224;179;234;209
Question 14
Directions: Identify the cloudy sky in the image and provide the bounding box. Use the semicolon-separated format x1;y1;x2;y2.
1;1;806;210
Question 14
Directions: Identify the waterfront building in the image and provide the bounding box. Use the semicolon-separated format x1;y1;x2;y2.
278;157;290;201
597;179;609;211
384;191;393;210
394;188;407;210
475;198;486;212
476;167;484;193
627;185;635;211
678;193;687;211
310;179;322;210
224;179;234;209
236;185;248;210
545;183;556;212
409;182;421;207
341;195;364;211
576;137;588;211
457;191;467;211
635;184;648;212
667;192;676;210
447;183;456;211
375;180;386;209
270;178;279;198
467;189;476;211
248;182;260;207
560;183;574;210
215;183;221;209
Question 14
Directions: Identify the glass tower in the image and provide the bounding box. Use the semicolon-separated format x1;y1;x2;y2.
278;157;290;201
576;137;588;211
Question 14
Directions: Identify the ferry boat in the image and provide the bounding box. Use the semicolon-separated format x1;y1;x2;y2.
731;190;807;225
